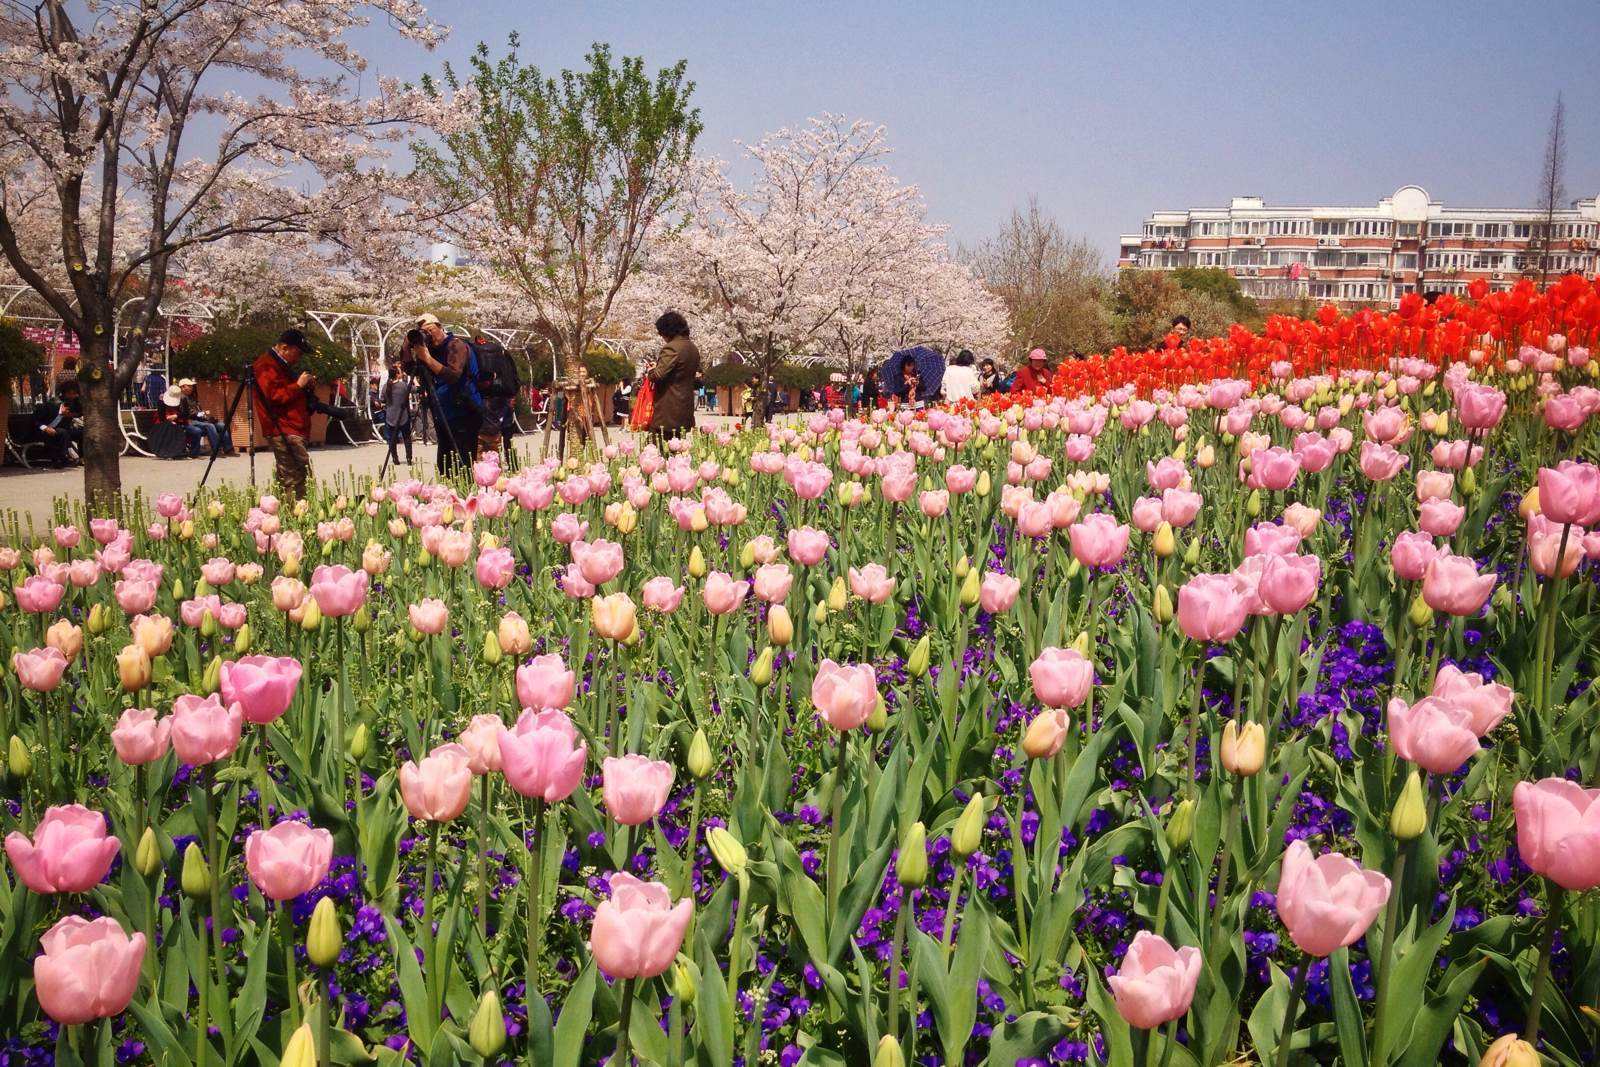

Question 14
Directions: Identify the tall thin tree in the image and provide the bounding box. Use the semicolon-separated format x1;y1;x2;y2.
1534;93;1568;288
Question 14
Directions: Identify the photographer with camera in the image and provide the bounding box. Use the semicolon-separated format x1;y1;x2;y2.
472;336;520;462
412;313;483;476
252;328;316;499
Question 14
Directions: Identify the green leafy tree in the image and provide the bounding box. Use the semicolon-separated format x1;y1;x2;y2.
414;38;701;383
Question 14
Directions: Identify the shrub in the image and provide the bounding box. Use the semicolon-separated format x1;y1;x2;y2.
0;318;44;389
703;361;754;388
176;325;355;382
581;348;633;384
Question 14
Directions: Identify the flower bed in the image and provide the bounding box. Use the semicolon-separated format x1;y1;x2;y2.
2;279;1600;1066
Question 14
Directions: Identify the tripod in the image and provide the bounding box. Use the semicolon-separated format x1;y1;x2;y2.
197;370;259;491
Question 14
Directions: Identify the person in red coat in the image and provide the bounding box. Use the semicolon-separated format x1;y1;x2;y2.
1010;347;1054;394
251;328;316;498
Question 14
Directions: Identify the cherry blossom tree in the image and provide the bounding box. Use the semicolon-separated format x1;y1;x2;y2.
0;0;455;502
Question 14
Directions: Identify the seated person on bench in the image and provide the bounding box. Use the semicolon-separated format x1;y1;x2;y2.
163;379;233;457
36;377;84;468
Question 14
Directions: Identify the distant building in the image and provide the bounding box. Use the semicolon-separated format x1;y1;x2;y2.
429;242;473;268
1118;186;1600;307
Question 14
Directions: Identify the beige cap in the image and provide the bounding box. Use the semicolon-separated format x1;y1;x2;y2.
416;313;442;328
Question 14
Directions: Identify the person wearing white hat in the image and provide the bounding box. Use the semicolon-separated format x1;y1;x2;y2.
164;378;232;458
411;312;483;474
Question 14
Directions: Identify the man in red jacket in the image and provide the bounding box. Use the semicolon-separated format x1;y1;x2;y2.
252;328;316;498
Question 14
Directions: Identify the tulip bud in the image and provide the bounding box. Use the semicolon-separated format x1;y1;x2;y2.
975;470;991;497
1407;593;1434;629
1183;538;1201;565
952;793;986;859
1480;1035;1540;1067
673;958;699;1006
349;723;369;762
181;842;212;898
1519;487;1541;520
1220;720;1266;777
953;553;970;579
1153;522;1176;558
117;644;152;692
416;545;432;568
86;602;109;636
195;578;212;599
687;728;713;780
707;827;749;876
482;630;503;665
352;604;372;633
1165;798;1195;851
1153;584;1174;625
867;693;888;732
1064;557;1082;580
1245;489;1262;517
738;541;756;570
827;576;847;611
172;579;186;601
906;635;930;679
281;1023;317;1067
1070;630;1090;655
1390;769;1427;841
469;989;507;1058
896;822;928;887
307;896;342;968
751;646;774;688
201;655;221;695
8;735;31;779
688;546;707;579
1460;465;1477;495
199;609;219;639
1491;586;1514;614
874;1035;906;1067
281;555;301;577
232;623;252;655
767;604;794;647
300;598;323;631
810;599;828;624
959;567;981;608
134;827;162;877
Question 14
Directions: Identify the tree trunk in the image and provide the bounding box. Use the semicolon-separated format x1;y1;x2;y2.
752;365;770;428
79;338;124;511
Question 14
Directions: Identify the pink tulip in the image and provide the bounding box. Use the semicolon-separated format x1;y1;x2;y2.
1017;500;1053;538
1160;488;1202;527
1415;469;1455;502
1177;574;1249;643
559;563;596;599
168;693;245;765
1068;513;1130;567
408;598;450;636
516;654;576;711
1358;440;1408;481
32;916;146;1024
201;557;236;586
309;564;368;618
1275;839;1391;957
786;526;831;566
1513;778;1600;890
752;563;794;604
399;743;474;821
1419;498;1466;538
848;563;896;604
499;709;588;802
551;513;589;544
702;571;750;615
945;465;978;494
573;539;625;586
641;577;686;613
113;577;157;614
1422;553;1495;616
1387;696;1481;774
811;660;878;731
1257;553;1321;616
111;708;170;766
245;821;333;901
13;647;68;692
1537;461;1600;528
1431;664;1513;736
589;872;693;980
1282;503;1322;539
458;714;506;774
1146;457;1188;491
5;805;121;893
475;546;517;590
14;575;65;613
1108;931;1201;1029
1243;522;1301;557
1455;382;1507;430
918;489;950;518
1390;531;1439;582
1246;446;1300;491
1362;405;1408;444
53;525;81;549
220;655;302;725
1528;514;1585;578
1130;496;1163;534
1029;646;1094;709
602;754;675;825
979;571;1021;614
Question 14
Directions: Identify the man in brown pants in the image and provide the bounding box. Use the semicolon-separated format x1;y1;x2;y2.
252;329;316;498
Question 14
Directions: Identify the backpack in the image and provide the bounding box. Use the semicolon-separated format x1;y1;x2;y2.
430;333;484;422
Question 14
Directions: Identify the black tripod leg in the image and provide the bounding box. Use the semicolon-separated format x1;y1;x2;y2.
198;378;251;492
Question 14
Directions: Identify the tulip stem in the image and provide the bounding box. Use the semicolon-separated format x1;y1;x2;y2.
679;784;703;899
422;821;442;1027
940;857;968;959
319;966;334;1067
1205;791;1240;953
825;736;849;916
611;977;636;1067
525;796;547;1063
1153;869;1173;938
1524;886;1567;1044
281;902;300;1030
1370;842;1408;1064
1273;959;1309;1067
1156;1018;1180;1067
478;775;491;949
887;882;910;1041
1185;648;1207;796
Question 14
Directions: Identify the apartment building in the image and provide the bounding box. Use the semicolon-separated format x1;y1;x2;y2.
1118;185;1600;306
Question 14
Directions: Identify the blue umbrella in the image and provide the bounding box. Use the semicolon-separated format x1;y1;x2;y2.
879;346;944;402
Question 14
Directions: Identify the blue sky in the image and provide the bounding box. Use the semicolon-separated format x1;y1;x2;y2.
357;0;1599;257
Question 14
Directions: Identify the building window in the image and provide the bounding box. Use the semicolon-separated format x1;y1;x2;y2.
1396;222;1420;237
1313;220;1345;236
1396;253;1418;270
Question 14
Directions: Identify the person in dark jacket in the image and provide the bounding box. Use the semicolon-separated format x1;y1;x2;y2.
36;377;83;467
647;310;700;439
251;329;316;498
413;313;481;475
473;337;520;460
859;366;881;410
381;358;415;465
